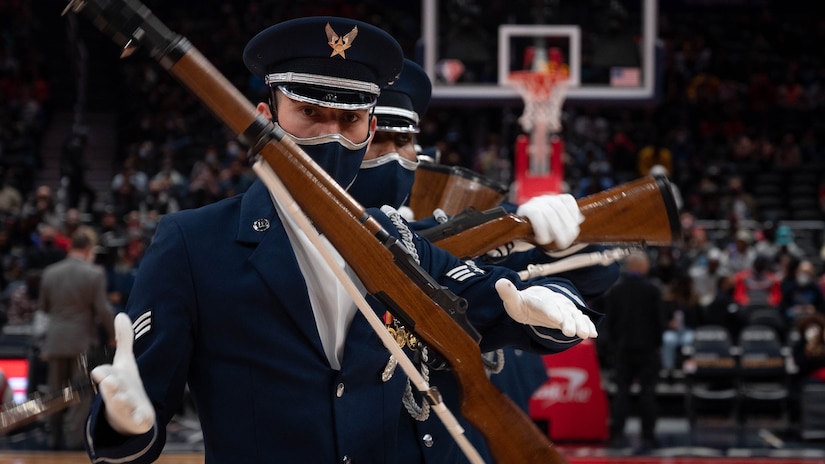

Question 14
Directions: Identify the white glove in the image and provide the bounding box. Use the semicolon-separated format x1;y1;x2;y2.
516;194;584;249
495;278;597;339
91;313;156;435
397;205;415;222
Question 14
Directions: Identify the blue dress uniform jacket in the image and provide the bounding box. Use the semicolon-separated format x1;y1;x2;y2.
403;209;618;464
85;179;600;464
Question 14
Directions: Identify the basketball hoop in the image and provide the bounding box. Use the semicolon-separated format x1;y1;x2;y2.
508;68;569;178
507;69;569;135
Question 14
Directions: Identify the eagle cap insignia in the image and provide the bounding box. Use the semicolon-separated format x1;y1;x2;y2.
326;23;358;58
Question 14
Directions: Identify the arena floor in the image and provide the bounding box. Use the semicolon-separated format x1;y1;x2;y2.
0;405;825;464
0;452;821;464
0;412;823;463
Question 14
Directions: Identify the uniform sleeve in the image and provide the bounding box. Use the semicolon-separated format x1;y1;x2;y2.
86;216;195;463
371;208;603;355
478;244;620;300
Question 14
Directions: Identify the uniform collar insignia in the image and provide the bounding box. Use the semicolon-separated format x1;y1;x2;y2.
252;218;270;232
326;23;358;58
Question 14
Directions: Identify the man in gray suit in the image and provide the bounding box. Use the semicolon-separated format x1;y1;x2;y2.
39;226;115;450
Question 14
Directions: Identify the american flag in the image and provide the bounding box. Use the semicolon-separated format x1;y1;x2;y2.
610;67;641;87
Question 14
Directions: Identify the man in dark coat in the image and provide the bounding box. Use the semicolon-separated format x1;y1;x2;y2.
604;250;667;449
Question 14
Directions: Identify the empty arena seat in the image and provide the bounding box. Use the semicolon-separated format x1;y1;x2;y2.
737;324;790;425
682;325;739;428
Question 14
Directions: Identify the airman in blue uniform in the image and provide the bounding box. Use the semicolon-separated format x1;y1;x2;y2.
85;17;601;464
349;58;620;462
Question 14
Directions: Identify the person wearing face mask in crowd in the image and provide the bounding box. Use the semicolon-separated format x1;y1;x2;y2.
85;17;602;464
347;58;620;463
793;313;825;383
780;259;825;327
790;313;825;430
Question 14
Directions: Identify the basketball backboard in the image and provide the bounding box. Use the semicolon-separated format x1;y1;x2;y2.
421;0;658;103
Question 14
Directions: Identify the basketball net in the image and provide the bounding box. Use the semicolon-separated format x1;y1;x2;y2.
508;65;569;176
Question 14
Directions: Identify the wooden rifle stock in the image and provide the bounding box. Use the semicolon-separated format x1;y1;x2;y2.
434;175;682;259
68;1;566;462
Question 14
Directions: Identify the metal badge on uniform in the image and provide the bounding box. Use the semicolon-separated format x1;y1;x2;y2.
325;23;357;58
252;218;270;232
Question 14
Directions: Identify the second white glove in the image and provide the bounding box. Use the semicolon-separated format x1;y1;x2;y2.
516;194;584;249
495;278;597;339
91;312;156;435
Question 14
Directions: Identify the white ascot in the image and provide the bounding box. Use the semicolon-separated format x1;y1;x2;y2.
269;187;362;370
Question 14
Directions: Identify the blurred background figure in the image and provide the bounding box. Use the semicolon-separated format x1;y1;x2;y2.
603;251;667;449
780;259;825;326
38;227;115;450
59;131;97;213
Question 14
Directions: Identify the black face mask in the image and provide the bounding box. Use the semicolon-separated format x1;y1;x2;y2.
347;153;418;210
276;123;368;190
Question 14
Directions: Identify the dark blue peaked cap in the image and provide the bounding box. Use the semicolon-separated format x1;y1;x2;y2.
243;16;403;109
375;59;432;133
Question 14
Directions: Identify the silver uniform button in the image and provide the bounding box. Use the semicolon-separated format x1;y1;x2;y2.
422;433;434;448
336;382;345;397
342;456;351;464
252;218;270;232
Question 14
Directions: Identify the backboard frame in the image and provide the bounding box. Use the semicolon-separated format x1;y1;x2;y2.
497;25;582;88
422;0;658;103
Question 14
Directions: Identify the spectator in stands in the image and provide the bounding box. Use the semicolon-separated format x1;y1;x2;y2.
111;155;148;217
637;133;673;178
22;185;61;229
684;225;714;264
754;135;778;171
147;155;187;214
24;223;67;271
702;275;743;341
690;247;727;310
6;268;40;326
719;175;756;223
96;209;127;260
473;133;511;185
793;313;825;383
106;234;145;314
790;313;825;425
733;254;782;308
61;208;82;240
721;228;757;275
780;259;825;325
576;158;615;198
60;131;97;213
818;264;825;301
754;222;780;261
773;224;805;261
605;125;637;184
775;131;802;169
187;145;222;208
649;245;686;293
778;256;801;295
661;274;700;378
0;225;19;293
604;251;667;449
0;165;23;217
218;157;254;199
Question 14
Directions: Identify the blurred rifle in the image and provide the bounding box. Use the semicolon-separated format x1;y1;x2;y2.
421;175;682;259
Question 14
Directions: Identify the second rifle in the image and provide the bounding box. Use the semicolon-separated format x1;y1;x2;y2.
420;175;682;260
